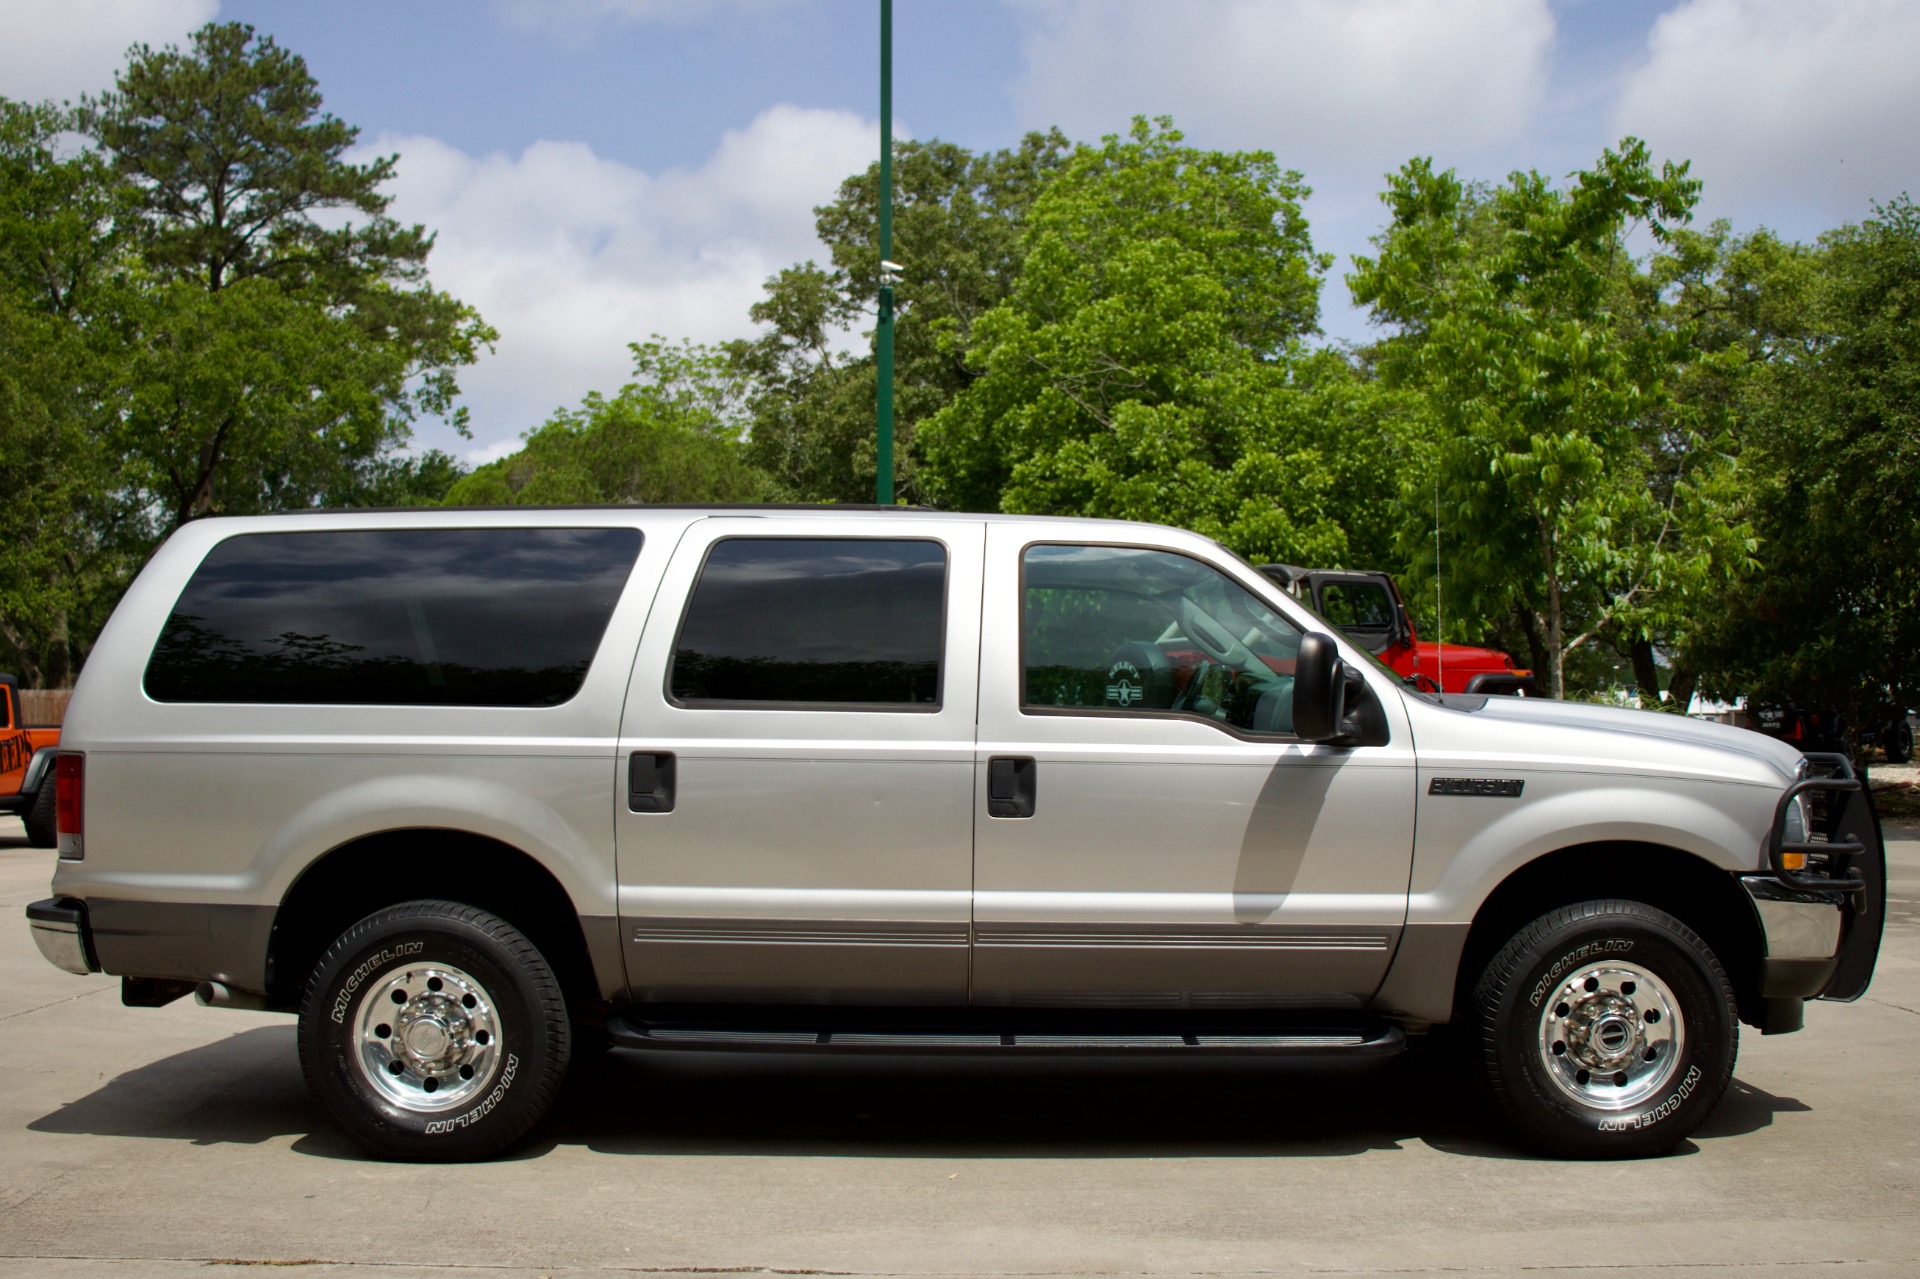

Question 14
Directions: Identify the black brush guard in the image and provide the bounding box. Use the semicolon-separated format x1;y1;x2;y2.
1769;752;1885;1002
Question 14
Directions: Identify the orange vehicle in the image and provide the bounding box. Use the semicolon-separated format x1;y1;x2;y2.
1;675;62;847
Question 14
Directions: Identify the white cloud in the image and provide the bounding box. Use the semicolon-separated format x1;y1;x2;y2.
365;104;881;457
1613;0;1920;223
0;0;216;104
460;438;528;469
1008;0;1557;174
492;0;796;38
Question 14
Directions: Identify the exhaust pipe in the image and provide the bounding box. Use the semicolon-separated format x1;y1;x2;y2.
195;981;271;1010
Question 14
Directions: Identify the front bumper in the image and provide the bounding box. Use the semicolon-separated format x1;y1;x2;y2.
1742;876;1844;963
26;898;97;976
1741;876;1844;1002
1762;753;1887;1004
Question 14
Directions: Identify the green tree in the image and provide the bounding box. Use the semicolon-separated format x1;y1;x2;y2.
446;339;775;506
1687;196;1920;746
916;118;1402;566
731;129;1072;502
86;21;492;526
0;98;140;685
1350;141;1747;700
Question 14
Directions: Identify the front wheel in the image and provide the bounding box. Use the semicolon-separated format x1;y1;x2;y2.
1472;900;1737;1158
298;900;571;1161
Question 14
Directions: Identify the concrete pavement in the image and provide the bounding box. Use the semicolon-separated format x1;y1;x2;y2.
2;814;1916;1278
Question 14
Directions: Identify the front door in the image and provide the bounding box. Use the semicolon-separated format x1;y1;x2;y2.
615;516;985;1006
971;531;1417;1010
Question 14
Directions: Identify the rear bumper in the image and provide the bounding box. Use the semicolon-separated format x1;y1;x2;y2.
26;898;96;976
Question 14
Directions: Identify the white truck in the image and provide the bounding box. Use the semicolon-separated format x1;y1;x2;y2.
26;507;1884;1161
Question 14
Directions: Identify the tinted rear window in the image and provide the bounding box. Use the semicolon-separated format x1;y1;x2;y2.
145;527;643;706
669;538;945;707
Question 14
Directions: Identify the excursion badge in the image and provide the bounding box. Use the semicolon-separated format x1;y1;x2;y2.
1429;777;1525;798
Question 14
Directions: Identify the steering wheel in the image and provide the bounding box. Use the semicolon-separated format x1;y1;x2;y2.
1177;596;1258;672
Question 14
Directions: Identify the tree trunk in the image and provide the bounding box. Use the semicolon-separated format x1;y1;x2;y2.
1629;635;1663;708
178;415;236;524
0;615;44;688
45;608;71;690
1665;667;1698;716
1539;517;1564;699
1514;606;1549;684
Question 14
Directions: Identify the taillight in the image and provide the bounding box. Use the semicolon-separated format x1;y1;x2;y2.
54;753;83;859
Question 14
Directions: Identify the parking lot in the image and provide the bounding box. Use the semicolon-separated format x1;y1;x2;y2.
2;817;1916;1279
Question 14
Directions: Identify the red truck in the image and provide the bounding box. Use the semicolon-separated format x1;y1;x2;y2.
1258;565;1537;696
1;675;62;847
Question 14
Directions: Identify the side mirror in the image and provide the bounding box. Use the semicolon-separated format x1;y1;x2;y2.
1293;632;1347;742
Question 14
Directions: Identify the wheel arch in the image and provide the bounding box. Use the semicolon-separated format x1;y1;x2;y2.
1453;840;1767;1029
268;828;620;1019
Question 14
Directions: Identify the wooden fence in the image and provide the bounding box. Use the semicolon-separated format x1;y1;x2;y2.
21;689;72;726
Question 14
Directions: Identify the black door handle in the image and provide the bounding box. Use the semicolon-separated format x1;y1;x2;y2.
988;756;1037;818
628;751;676;813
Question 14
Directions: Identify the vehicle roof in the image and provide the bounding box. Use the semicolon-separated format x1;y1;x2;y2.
1259;564;1390;584
193;505;1213;538
252;502;928;516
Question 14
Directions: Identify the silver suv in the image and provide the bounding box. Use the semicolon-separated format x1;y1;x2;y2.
25;507;1884;1161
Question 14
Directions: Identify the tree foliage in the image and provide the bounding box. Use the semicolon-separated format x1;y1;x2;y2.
730;129;1072;502
916;118;1409;566
85;21;491;526
0;24;488;684
1350;141;1750;700
0;99;141;685
6;27;1914;723
446;339;774;506
1685;197;1920;740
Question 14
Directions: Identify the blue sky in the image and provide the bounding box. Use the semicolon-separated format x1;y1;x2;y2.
6;0;1919;464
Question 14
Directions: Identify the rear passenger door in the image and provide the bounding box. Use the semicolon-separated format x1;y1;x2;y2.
614;517;985;1006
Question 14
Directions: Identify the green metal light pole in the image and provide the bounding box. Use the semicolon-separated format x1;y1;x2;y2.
874;0;895;505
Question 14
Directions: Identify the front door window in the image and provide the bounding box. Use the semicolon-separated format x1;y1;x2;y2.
1021;544;1302;737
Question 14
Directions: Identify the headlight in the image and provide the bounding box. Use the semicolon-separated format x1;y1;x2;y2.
1782;793;1809;856
1780;758;1813;871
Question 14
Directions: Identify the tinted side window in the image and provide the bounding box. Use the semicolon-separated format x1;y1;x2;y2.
1319;581;1393;631
145;527;643;707
1022;544;1301;736
670;539;945;707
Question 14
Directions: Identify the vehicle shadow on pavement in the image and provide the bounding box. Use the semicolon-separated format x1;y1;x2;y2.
28;1024;353;1158
1691;1077;1812;1138
24;1024;1812;1165
539;1040;1808;1164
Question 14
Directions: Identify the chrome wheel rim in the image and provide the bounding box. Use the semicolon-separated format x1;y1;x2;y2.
351;961;501;1113
1536;960;1685;1110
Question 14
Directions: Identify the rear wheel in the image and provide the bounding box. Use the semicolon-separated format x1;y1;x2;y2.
1472;900;1736;1158
23;780;55;848
298;900;570;1161
1884;718;1914;764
